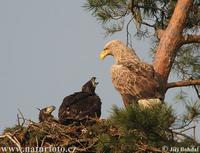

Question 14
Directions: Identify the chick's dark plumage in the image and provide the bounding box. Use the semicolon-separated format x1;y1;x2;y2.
58;77;102;125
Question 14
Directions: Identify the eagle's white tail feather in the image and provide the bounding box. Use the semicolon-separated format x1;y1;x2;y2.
138;98;162;108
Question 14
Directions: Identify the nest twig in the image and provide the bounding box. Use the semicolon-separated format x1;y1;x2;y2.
0;132;22;153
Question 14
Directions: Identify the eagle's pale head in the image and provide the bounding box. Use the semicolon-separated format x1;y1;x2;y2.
99;40;139;63
99;40;140;64
99;40;123;60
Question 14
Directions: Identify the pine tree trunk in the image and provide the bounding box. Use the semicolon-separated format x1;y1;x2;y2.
153;0;193;96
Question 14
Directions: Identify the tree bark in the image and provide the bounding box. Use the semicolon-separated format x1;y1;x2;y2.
153;0;193;94
167;79;200;89
182;34;200;44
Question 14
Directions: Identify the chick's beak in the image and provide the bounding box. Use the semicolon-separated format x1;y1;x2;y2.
92;77;99;87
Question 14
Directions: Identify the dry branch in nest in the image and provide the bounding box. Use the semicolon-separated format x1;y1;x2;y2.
0;119;119;153
0;119;165;153
1;104;199;153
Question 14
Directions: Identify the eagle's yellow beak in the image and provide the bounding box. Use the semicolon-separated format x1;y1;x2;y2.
99;49;110;60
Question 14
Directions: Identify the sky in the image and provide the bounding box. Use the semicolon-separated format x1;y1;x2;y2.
0;1;199;141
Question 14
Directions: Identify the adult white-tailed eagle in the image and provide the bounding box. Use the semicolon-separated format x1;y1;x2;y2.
99;40;162;107
58;77;102;125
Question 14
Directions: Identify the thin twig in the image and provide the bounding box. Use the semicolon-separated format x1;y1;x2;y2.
172;131;195;141
140;21;155;28
193;126;196;140
41;136;47;147
190;77;200;99
17;113;21;126
36;136;39;148
18;109;25;126
171;120;193;130
75;138;98;152
179;126;195;133
126;17;134;46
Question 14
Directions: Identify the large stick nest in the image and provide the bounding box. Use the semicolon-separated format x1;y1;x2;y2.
0;119;111;153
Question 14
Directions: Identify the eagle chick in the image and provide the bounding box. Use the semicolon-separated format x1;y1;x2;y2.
58;77;102;125
38;105;58;123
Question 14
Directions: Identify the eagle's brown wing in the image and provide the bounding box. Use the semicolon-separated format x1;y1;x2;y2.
119;60;155;78
111;62;161;106
58;92;101;125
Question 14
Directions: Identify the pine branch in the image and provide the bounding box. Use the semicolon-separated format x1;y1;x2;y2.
172;130;195;141
167;79;200;89
182;34;200;44
134;4;164;12
140;21;155;28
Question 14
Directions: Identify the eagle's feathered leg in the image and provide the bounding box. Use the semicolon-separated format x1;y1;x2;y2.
121;94;137;108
